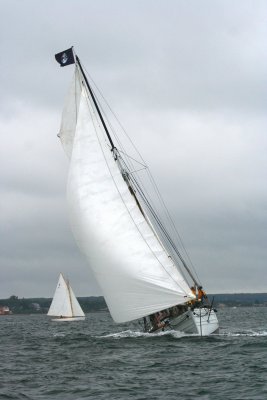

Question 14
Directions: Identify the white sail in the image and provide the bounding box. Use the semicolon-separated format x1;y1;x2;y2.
69;284;85;317
64;67;194;323
47;273;85;318
59;68;82;158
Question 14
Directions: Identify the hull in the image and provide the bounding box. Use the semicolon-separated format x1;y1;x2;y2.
147;306;219;336
51;316;85;322
169;308;219;335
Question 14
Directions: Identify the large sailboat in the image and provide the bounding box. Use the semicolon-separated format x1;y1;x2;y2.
47;273;85;321
55;47;219;335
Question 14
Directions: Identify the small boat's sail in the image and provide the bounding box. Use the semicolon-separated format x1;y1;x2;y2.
55;48;219;334
48;273;85;321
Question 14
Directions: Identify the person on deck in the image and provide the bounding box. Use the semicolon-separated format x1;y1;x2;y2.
197;286;207;303
189;286;197;307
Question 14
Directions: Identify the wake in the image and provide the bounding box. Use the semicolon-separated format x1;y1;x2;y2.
99;329;267;339
99;329;198;339
222;330;267;337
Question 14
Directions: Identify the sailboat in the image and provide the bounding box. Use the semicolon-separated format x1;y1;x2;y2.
47;273;85;321
54;47;219;335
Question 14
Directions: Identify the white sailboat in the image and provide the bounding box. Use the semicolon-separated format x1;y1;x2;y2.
54;47;219;335
47;273;85;321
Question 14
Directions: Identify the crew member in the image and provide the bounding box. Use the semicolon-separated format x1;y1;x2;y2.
189;286;197;306
190;286;197;297
197;286;207;302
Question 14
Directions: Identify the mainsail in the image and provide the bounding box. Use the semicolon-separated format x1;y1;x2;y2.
47;273;85;318
57;50;195;323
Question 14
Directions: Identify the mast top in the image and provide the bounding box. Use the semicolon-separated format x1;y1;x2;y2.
55;47;75;67
55;47;115;151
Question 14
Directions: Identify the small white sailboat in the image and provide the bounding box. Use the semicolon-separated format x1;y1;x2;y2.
54;47;219;335
47;273;85;321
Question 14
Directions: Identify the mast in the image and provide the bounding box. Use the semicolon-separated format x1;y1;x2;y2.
66;277;74;317
56;48;197;322
75;53;198;288
75;56;115;152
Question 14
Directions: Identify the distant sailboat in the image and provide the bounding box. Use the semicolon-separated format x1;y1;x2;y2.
47;273;85;321
54;47;219;335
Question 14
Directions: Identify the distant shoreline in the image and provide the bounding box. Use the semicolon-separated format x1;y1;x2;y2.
0;293;266;315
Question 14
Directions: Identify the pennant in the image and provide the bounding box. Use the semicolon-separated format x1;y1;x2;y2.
55;47;75;67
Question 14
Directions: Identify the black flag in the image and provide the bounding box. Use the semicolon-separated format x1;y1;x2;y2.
55;47;75;67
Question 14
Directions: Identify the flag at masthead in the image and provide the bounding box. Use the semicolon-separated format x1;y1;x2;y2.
55;47;75;67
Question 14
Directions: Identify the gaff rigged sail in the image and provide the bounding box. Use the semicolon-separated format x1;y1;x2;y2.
58;55;194;323
48;273;85;318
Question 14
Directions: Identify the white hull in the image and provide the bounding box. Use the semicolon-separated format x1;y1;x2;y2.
170;308;219;335
51;316;85;322
47;274;85;320
150;307;219;336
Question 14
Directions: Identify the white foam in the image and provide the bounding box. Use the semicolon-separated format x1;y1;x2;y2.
99;329;197;339
52;333;66;337
221;330;267;337
99;329;267;339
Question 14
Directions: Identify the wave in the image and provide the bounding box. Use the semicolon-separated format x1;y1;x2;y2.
222;330;267;337
99;329;198;339
52;333;66;337
99;329;267;339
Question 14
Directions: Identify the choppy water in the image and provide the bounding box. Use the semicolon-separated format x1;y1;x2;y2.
1;307;267;399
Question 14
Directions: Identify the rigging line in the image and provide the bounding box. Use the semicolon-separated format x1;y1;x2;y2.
80;78;186;294
124;165;178;251
76;57;115;151
145;170;201;284
119;157;163;221
93;93;141;179
129;167;149;175
82;61;199;283
84;82;112;154
109;120;198;282
116;150;147;169
118;165;174;257
130;176;183;258
80;68;161;222
137;158;195;271
79;60;130;165
118;130;201;283
89;91;141;173
78;66;113;154
83;63;187;256
114;124;199;279
83;78;139;184
129;173;198;285
122;174;173;258
134;181;192;279
132;177;185;264
83;64;147;165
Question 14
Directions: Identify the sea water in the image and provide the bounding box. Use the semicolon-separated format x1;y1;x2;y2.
1;307;267;399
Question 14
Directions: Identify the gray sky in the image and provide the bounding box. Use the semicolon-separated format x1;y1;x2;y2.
1;0;266;298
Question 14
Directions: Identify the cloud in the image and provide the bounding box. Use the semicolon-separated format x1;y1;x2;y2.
1;0;266;298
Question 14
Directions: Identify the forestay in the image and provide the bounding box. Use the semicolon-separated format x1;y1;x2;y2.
63;65;194;323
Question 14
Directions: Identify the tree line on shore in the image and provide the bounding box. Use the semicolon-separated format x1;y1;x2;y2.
0;295;107;314
1;293;267;314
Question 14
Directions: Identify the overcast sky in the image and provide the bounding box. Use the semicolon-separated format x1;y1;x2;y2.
1;0;266;298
